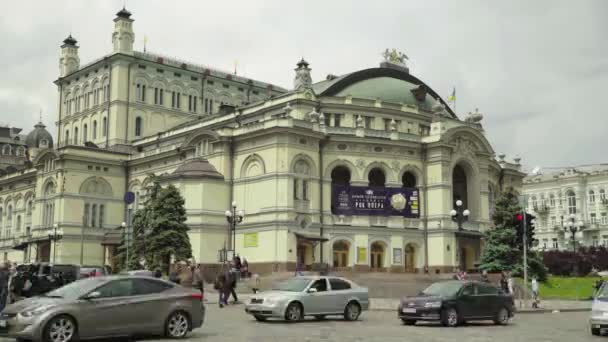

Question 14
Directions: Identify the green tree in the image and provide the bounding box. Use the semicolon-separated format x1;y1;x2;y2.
479;189;547;281
114;181;192;272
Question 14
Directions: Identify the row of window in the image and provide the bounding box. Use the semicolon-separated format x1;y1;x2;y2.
65;117;108;145
321;113;430;136
83;203;105;228
136;84;201;114
547;213;608;227
65;85;110;115
542;238;608;250
1;145;26;156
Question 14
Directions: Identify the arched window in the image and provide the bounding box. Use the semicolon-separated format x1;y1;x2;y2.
195;139;210;157
102;117;107;137
2;145;11;155
26;201;32;217
74;127;79;145
567;190;576;214
601;189;607;202
92;120;98;140
590;190;596;203
402;171;416;188
16;215;21;233
65;130;70;144
135;117;142;137
549;194;555;207
136;83;147;102
7;205;12;227
452;164;468;209
531;196;538;209
331;166;351;186
368;168;386;187
83;124;88;143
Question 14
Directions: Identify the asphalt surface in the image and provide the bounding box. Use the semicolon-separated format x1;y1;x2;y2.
0;305;597;342
160;305;596;342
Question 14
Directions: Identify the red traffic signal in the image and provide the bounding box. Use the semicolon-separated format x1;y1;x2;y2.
516;213;523;221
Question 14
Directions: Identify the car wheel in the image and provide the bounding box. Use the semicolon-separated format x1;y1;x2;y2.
493;307;510;325
591;327;601;336
401;319;416;326
344;301;361;321
254;315;267;322
441;308;459;327
165;311;191;339
284;302;303;322
314;315;326;320
43;315;77;342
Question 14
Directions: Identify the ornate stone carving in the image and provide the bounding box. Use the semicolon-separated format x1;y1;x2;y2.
450;136;479;157
284;102;293;117
464;108;483;124
391;161;400;172
308;108;319;123
356;115;364;128
356;159;366;170
319;112;326;127
389;118;397;131
294;58;312;90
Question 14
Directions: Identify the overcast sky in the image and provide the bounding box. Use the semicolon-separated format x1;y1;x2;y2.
1;0;606;170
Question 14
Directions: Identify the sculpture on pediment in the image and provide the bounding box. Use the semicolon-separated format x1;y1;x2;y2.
464;108;483;124
391;161;400;172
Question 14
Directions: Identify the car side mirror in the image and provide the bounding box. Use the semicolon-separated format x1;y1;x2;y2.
307;288;317;294
83;291;101;300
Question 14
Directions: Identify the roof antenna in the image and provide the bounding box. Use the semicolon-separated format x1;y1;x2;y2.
39;109;42;123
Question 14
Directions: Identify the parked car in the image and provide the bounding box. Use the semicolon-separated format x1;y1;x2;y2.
79;266;108;278
398;280;514;327
11;263;80;299
0;275;205;342
590;280;608;335
244;276;369;322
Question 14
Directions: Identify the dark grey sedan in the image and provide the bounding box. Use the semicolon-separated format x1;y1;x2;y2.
0;275;205;342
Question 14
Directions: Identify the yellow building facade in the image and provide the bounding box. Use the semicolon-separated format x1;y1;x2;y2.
0;8;524;274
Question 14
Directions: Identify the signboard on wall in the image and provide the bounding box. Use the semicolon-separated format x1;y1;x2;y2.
244;233;258;248
331;185;420;217
393;248;403;264
357;247;367;263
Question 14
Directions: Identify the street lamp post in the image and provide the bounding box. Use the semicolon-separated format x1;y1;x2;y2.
47;224;64;263
225;201;244;258
121;222;130;271
450;200;470;230
563;213;584;252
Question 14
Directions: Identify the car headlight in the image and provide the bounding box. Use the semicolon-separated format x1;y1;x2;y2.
424;301;442;308
264;297;281;305
21;305;53;318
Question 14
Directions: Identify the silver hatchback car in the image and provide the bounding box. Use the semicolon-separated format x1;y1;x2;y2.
0;275;205;342
245;276;369;322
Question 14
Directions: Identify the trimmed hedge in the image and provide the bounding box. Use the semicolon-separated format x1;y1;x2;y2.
543;246;608;276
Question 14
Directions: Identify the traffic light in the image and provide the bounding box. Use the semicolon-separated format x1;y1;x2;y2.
515;212;537;249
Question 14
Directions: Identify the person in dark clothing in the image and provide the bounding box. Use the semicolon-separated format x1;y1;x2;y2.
481;270;490;283
215;273;229;308
169;265;180;284
0;264;9;311
500;272;509;293
227;269;239;304
154;269;162;278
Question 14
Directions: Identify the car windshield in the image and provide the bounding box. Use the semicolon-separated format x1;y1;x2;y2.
44;277;108;300
596;283;608;301
271;278;312;292
422;282;463;297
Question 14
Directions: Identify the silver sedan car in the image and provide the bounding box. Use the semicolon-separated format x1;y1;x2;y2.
245;276;369;322
0;275;205;342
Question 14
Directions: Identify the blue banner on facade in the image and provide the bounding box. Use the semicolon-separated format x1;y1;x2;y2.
331;185;420;218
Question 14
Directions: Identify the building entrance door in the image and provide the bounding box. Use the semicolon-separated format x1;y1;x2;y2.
370;242;385;271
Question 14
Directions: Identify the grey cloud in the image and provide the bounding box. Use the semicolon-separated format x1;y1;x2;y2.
0;0;606;168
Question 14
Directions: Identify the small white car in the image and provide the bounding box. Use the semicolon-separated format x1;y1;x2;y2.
590;281;608;336
245;276;369;322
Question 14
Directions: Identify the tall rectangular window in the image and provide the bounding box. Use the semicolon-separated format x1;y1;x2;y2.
172;91;181;109
302;180;309;200
364;116;373;129
602;213;607;225
99;205;105;228
136;84;146;102
293;179;299;200
334;114;342;127
154;88;164;105
102;117;107;137
188;95;197;112
91;204;97;228
84;204;90;227
324;113;331;127
591;213;597;224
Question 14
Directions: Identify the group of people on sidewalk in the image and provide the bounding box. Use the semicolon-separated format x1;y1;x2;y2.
213;255;252;308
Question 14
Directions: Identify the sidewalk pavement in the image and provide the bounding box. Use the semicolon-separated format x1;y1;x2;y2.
202;290;591;314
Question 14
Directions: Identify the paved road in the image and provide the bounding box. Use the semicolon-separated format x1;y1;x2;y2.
146;305;594;342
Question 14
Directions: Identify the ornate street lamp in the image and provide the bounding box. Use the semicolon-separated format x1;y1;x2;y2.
563;213;584;252
225;201;244;258
450;200;470;230
47;224;64;263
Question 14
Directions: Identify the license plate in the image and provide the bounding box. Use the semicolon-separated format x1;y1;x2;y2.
402;308;416;313
0;320;7;328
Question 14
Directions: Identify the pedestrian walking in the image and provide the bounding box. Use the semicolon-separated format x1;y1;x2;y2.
177;261;193;288
531;277;540;308
481;270;490;283
193;264;204;296
229;268;239;303
295;261;303;276
214;272;227;308
507;272;515;295
0;263;9;312
500;272;509;294
241;258;249;279
222;268;234;306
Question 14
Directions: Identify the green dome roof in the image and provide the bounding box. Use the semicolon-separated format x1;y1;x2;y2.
315;67;456;118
